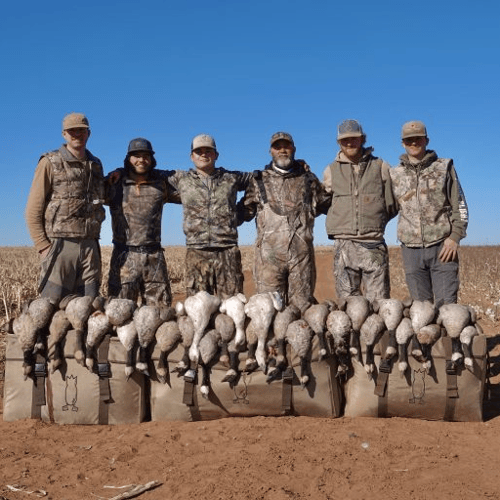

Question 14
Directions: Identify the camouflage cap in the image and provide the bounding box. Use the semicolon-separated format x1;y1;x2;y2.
337;119;364;140
62;112;90;130
191;134;217;152
270;131;294;147
401;121;427;139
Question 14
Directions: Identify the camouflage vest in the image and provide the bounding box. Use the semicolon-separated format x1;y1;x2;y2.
43;147;105;240
325;157;387;237
175;168;250;248
254;167;315;249
391;157;453;247
108;172;169;247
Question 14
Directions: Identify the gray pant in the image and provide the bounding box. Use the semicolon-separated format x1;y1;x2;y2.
401;242;459;308
39;238;101;304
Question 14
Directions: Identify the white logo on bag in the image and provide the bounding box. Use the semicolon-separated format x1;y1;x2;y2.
409;369;426;404
62;375;79;412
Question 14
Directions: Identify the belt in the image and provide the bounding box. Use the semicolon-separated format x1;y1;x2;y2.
113;242;162;254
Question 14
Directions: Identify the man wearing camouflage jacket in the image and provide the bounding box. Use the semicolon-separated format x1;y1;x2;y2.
240;132;331;313
166;134;253;299
25;113;106;303
391;120;468;308
323;120;397;301
107;138;179;306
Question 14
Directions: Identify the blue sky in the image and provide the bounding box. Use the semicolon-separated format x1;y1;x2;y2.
2;0;499;247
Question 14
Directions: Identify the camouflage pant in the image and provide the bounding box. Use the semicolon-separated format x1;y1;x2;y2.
108;246;172;306
185;246;243;299
39;238;101;304
334;239;390;301
254;240;316;314
401;242;459;308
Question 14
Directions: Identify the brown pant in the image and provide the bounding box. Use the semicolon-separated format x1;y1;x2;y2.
185;246;243;299
39;238;101;304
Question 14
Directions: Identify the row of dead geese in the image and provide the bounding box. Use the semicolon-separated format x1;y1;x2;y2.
2;291;482;398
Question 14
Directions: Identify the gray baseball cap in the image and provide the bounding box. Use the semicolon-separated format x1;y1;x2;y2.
337;119;364;140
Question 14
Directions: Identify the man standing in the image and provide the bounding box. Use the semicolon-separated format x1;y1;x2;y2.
323;119;397;301
167;134;253;299
107;138;178;306
391;120;468;307
240;132;331;313
25;113;106;304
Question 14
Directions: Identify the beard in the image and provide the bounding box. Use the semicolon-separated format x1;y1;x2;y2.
273;155;293;169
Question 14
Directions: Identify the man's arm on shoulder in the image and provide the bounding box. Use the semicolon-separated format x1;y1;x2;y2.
381;161;398;220
25;157;52;253
310;172;332;216
237;174;260;224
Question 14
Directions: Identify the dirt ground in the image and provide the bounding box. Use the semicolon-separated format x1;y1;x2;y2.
1;252;500;500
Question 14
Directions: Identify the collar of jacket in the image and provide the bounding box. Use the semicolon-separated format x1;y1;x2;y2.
267;160;303;177
190;166;226;179
399;150;438;171
335;146;374;165
59;144;98;164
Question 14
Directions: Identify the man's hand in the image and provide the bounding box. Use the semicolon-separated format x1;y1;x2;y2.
438;238;458;263
108;170;121;184
296;159;311;172
39;244;52;260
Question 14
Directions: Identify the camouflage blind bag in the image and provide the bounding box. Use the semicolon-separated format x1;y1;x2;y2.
343;331;488;422
148;336;343;422
3;331;147;424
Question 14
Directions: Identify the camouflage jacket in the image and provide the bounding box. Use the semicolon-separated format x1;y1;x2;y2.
391;150;468;247
26;145;105;250
240;161;331;248
166;167;253;249
323;148;397;241
106;170;177;248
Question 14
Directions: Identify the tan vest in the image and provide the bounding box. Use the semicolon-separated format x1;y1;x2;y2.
325;158;387;238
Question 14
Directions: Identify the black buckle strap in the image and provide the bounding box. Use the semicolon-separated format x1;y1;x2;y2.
97;362;112;378
183;365;197;407
281;367;294;415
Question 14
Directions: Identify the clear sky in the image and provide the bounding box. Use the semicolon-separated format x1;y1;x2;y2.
2;0;499;247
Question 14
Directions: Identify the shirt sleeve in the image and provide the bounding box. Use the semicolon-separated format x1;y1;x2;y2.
310;172;332;217
238;175;260;223
381;161;398;221
25;157;53;252
322;164;333;194
447;162;468;243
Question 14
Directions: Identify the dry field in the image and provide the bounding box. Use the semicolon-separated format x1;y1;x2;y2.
0;245;500;500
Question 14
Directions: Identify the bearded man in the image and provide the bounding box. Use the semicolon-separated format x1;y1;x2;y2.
240;132;331;313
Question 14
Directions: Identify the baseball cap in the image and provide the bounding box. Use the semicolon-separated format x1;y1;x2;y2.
127;138;155;155
401;121;427;139
191;134;217;152
270;131;294;147
337;119;364;140
62;112;90;130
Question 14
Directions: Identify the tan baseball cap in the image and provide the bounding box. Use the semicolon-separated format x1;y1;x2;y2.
401;120;427;139
270;131;294;147
191;134;217;152
62;112;90;131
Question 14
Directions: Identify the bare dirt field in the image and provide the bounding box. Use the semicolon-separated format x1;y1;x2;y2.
0;246;499;500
